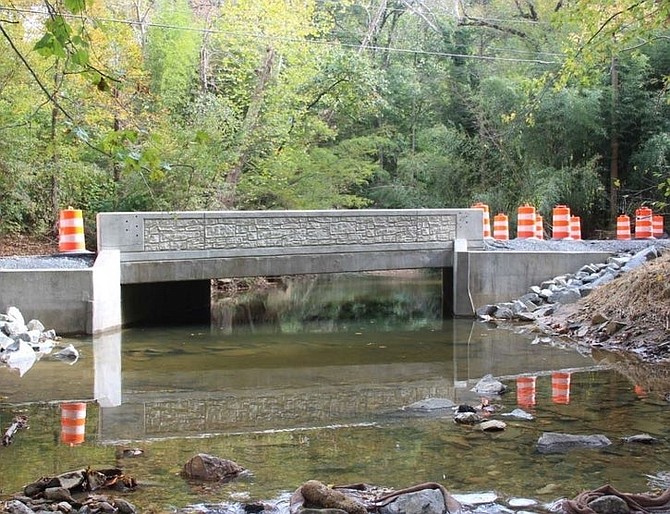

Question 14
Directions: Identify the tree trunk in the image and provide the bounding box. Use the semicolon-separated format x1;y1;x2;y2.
610;55;619;220
219;46;276;209
112;87;122;183
50;83;59;236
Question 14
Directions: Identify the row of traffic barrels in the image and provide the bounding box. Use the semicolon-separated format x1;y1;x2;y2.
472;203;665;240
616;207;664;240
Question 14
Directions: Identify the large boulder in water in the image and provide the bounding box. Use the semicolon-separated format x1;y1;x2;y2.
537;432;611;454
470;374;506;396
182;453;247;482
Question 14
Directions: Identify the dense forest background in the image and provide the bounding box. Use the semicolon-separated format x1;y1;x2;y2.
1;0;669;239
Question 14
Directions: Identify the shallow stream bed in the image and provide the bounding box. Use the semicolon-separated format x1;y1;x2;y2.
1;273;669;512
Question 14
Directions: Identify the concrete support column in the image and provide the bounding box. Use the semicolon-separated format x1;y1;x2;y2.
121;280;211;326
453;239;474;317
442;267;454;318
91;250;121;334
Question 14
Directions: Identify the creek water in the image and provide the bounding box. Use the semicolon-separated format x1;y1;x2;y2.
1;272;669;513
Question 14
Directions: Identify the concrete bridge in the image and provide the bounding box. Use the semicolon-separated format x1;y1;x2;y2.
96;209;485;328
0;209;615;334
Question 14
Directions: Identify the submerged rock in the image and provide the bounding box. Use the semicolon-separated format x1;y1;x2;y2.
621;433;658;444
536;432;612;454
501;408;534;420
52;344;79;364
474;420;507;432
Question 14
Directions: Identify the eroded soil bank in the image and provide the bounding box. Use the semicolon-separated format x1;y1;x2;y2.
536;251;670;364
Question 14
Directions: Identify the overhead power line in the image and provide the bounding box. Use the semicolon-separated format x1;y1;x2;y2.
0;6;560;65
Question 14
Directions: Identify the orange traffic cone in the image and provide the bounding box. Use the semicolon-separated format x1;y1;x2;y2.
552;205;571;240
472;202;492;239
634;207;653;239
616;215;631;240
569;216;582;240
517;204;536;239
58;207;86;253
653;215;664;238
493;214;509;240
535;215;544;240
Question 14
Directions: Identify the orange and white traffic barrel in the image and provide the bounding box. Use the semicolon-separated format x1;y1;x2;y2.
551;372;571;405
516;376;537;408
61;402;87;445
653;215;664;238
517;204;536;239
569;216;582;240
535;215;544;240
58;207;86;253
616;215;631;240
552;205;571;240
472;202;492;239
634;207;653;239
493;213;509;240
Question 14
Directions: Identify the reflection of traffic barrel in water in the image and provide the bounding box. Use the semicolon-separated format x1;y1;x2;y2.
61;402;87;446
551;372;571;405
516;376;537;408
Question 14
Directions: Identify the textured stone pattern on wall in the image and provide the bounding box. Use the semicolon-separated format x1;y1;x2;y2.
144;214;457;251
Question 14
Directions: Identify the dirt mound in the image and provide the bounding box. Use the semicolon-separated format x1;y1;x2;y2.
579;252;670;329
555;252;670;362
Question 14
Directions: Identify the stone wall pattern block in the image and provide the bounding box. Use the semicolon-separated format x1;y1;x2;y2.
144;214;456;251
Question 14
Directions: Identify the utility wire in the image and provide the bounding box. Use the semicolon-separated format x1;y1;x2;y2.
0;5;560;64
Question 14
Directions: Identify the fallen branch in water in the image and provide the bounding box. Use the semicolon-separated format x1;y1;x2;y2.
2;415;28;446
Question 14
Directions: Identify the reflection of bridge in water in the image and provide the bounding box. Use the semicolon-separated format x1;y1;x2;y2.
93;322;603;443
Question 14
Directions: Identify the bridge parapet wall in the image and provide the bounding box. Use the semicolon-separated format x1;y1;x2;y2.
97;209;482;257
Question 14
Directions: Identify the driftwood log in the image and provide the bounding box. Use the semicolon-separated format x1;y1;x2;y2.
290;481;462;514
291;480;368;514
372;482;462;513
2;415;28;446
